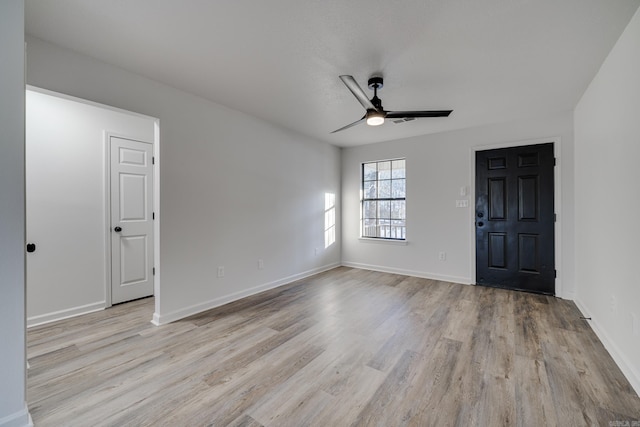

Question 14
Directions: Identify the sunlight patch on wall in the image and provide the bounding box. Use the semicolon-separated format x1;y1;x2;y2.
325;193;336;248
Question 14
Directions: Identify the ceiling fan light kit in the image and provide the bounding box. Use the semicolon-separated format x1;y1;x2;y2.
366;110;385;126
332;75;453;133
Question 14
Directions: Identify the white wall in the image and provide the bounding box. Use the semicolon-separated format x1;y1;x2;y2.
25;37;341;324
0;2;32;426
574;7;640;394
342;112;575;297
26;89;156;326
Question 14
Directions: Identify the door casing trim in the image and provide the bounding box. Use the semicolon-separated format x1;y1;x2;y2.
469;137;563;298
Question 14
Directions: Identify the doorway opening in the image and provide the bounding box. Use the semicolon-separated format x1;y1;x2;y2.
25;87;160;326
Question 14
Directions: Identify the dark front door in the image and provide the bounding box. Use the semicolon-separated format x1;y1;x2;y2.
475;143;555;295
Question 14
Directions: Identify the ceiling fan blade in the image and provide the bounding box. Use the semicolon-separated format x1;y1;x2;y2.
331;116;365;133
339;75;376;111
385;110;453;119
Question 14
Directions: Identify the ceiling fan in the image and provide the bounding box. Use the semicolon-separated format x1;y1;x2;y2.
332;75;452;133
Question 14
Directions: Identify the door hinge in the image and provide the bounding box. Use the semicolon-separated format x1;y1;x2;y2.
554;213;557;222
153;267;155;276
554;269;557;278
553;157;557;166
152;212;155;220
152;156;155;165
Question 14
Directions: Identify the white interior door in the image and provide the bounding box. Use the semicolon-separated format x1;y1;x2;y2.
110;136;154;304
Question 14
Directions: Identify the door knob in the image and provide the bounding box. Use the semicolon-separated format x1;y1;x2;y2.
477;221;484;227
114;226;122;232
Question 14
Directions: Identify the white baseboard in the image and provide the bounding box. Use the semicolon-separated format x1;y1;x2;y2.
152;263;341;325
151;311;162;326
27;301;105;328
573;298;640;396
0;406;32;427
341;261;472;285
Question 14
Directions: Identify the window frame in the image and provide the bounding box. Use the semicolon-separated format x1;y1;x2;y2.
361;158;406;241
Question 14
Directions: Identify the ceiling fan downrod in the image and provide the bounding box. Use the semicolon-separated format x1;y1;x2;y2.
368;77;384;111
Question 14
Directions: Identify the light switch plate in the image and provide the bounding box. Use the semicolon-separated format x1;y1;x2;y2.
456;200;469;208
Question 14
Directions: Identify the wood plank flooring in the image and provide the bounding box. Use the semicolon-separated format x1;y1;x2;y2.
27;267;640;426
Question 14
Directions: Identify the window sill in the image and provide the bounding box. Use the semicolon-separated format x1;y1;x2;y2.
358;237;408;246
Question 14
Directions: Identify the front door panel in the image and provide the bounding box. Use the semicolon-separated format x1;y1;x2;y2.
475;143;555;295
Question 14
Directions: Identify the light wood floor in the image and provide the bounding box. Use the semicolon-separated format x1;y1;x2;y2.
28;267;640;426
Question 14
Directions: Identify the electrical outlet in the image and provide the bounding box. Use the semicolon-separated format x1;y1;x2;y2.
439;252;446;261
217;266;225;278
258;259;264;270
610;295;616;313
455;200;468;208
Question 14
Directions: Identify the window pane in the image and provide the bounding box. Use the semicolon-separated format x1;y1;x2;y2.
391;201;405;219
363;218;377;237
378;161;391;180
392;160;406;178
364;181;377;199
378;200;391;218
391;179;406;198
363;163;377;181
363;201;377;219
377;218;388;238
391;220;406;239
378;180;391;198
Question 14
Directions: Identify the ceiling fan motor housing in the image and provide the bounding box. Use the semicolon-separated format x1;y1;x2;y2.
367;76;383;90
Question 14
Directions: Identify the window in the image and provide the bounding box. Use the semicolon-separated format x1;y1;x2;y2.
362;159;406;240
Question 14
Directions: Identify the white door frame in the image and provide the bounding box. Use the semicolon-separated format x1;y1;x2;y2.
105;128;160;309
469;136;563;298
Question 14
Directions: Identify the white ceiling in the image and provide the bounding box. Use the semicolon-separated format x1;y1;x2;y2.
25;0;640;147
